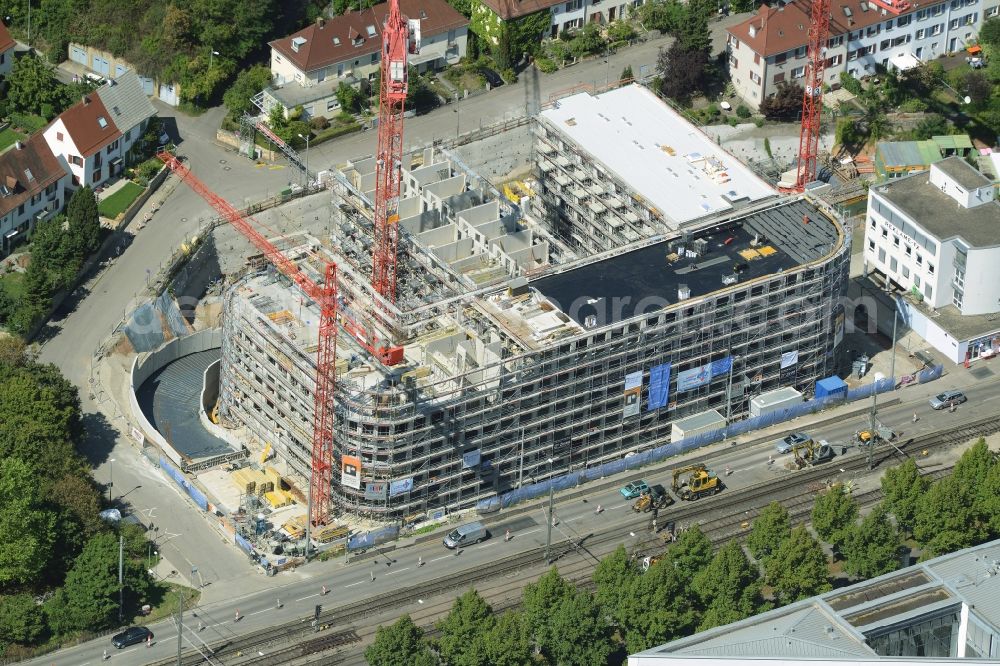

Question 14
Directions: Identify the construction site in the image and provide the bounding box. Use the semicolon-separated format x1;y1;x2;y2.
143;81;836;523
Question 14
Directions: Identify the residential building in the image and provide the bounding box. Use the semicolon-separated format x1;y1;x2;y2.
265;0;468;119
630;538;1000;664
67;42;182;106
42;71;156;190
474;0;645;43
0;22;14;78
0;135;70;256
864;157;1000;363
727;0;1000;110
874;134;974;181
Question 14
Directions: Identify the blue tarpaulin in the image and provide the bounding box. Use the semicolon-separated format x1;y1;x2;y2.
815;375;848;399
648;363;671;410
710;356;733;378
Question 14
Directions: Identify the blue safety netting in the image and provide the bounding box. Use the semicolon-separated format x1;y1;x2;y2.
124;302;165;352
159;456;209;511
347;525;400;551
917;364;944;383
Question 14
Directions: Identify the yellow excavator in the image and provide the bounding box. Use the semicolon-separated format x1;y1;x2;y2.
632;484;672;512
671;464;721;501
792;439;836;468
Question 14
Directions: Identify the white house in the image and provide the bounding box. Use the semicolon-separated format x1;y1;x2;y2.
864;157;1000;363
265;0;469;119
42;70;156;189
473;0;645;43
0;134;70;256
0;22;15;78
727;0;1000;110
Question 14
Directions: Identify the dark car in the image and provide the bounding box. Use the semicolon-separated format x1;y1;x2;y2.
481;67;504;88
112;626;152;649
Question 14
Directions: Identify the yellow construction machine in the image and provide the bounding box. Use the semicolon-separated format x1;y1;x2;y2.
792;439;836;468
671;464;721;501
632;484;672;512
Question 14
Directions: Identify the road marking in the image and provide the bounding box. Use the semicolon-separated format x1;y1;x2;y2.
296;594;318;602
519;528;541;536
345;580;366;588
610;503;626;510
430;555;452;562
385;567;411;576
247;608;271;617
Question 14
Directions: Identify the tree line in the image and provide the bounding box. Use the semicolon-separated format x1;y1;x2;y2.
368;439;1000;665
0;341;155;658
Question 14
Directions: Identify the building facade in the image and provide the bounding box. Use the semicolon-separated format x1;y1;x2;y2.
474;0;645;43
42;71;156;190
67;42;182;106
0;135;70;256
0;22;14;78
727;0;1000;110
265;0;468;119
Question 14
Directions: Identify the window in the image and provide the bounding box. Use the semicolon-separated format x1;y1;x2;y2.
902;266;910;278
827;54;843;66
17;203;24;216
371;53;378;64
828;35;844;46
965;12;977;23
97;116;108;129
881;39;891;50
885;18;894;30
881;226;888;238
870;218;876;229
928;263;935;274
932;23;943;35
754;52;761;64
868;239;876;250
951;0;962;8
950;18;960;28
953;289;964;308
897;14;912;26
893;235;900;246
30;193;41;205
916;254;923;265
917;28;926;38
988;5;1000;16
773;72;785;83
327;98;339;112
792;66;805;78
878;247;887;263
775;52;787;64
917;8;929;19
932;3;945;15
867;25;881;37
890;256;898;272
750;71;761;84
914;275;921;287
125;129;131;141
92;167;101;182
730;55;739;69
849;49;859;60
275;54;283;63
925;284;933;299
905;245;912;256
795;46;807;58
866;44;876;54
56;132;64;141
70;155;83;167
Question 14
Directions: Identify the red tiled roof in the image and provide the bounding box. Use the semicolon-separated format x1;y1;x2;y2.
270;0;469;74
728;0;927;58
0;22;15;53
58;94;122;158
477;0;564;20
0;134;66;217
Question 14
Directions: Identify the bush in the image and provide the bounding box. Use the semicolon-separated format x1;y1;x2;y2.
754;117;765;127
502;68;517;84
535;56;558;73
728;116;739;126
898;98;929;112
310;116;331;130
736;104;751;118
134;158;163;185
548;40;571;63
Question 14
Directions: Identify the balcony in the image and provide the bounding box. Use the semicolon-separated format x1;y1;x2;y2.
866;0;912;14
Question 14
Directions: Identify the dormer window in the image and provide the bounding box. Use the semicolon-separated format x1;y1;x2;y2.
333;37;341;45
98;116;108;128
366;25;377;37
420;9;427;18
291;36;307;52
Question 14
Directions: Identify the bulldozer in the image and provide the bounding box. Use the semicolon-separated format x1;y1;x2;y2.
792;439;836;468
671;464;721;501
855;425;895;445
632;484;672;512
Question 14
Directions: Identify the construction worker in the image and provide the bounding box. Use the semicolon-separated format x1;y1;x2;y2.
594;504;603;514
913;412;919;423
505;529;511;542
235;608;241;622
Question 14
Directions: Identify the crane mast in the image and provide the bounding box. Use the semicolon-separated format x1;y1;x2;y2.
371;0;411;303
791;0;832;192
157;152;339;526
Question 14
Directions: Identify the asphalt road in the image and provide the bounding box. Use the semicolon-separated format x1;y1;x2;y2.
28;372;1000;666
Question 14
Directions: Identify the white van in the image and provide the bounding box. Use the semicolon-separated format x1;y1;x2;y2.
443;521;488;549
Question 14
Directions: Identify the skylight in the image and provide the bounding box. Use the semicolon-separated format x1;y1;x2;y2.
24;169;34;182
843;6;853;15
113;105;121;115
366;25;377;37
333;36;341;45
98;116;108;128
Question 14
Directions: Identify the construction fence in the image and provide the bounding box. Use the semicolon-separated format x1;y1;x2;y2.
477;372;928;513
160;456;209;511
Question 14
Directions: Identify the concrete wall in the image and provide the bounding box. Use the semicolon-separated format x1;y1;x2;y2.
129;329;224;466
451;117;534;184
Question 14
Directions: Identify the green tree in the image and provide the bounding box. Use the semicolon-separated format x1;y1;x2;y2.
620;64;635;82
664;524;713;582
914;475;981;558
730;0;756;12
678;0;712;53
759;83;804;119
223;65;274;118
569;23;607;58
469;611;532;666
546;589;615;665
979;17;1000;46
0;593;46;644
658;42;710;104
764;526;831;603
881;458;931;536
336;82;363;114
811;486;858;547
910;114;949;140
608;20;637;43
841;503;902;579
66;186;102;259
593;544;639;628
521;566;575;649
0;458;57;587
693;541;767;630
622;556;700;653
29;215;78;292
635;0;688;33
839;71;864;95
953;438;996;523
747;501;791;561
365;615;437;666
436;589;494;666
6;54;65;117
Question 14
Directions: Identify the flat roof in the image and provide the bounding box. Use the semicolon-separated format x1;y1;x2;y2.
531;200;838;327
673;409;725;430
934;155;992;190
539;85;775;228
876;172;1000;249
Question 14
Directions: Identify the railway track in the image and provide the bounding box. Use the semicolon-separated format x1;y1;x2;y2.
151;415;999;665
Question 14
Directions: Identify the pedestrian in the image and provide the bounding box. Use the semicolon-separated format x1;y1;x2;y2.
949;401;956;413
321;584;328;596
235;608;241;622
417;556;423;566
146;635;152;648
505;529;511;542
370;570;375;581
103;649;109;661
276;597;282;608
913;412;919;423
198;620;204;632
595;504;603;514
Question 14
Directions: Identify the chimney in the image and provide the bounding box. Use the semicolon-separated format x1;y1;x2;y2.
82;95;90;106
317;16;326;28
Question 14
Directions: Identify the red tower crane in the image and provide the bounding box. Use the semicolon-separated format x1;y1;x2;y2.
157;152;338;527
790;0;833;193
371;0;417;303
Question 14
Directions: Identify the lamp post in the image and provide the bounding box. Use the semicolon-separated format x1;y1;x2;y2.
297;133;310;185
454;91;460;138
108;458;115;502
209;49;220;69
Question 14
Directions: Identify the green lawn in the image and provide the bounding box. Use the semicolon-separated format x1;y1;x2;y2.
0;127;28;154
0;272;26;300
98;182;145;219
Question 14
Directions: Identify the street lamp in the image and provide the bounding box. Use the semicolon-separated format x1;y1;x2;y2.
297;133;311;185
108;458;115;502
209;49;220;69
454;91;460;138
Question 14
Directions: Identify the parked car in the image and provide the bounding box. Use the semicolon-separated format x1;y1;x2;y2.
929;390;967;409
481;67;504;88
112;626;152;649
620;479;649;499
775;432;812;454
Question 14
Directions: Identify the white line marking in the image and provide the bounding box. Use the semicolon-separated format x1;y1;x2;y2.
430;555;452;562
247;608;271;617
385;567;411;576
296;594;317;602
519;528;541;536
345;580;366;588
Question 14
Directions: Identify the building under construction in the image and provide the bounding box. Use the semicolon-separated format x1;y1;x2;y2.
217;84;851;520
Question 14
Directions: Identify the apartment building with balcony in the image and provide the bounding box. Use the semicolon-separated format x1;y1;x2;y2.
726;0;1000;110
0;135;70;256
265;0;468;119
864;157;1000;363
